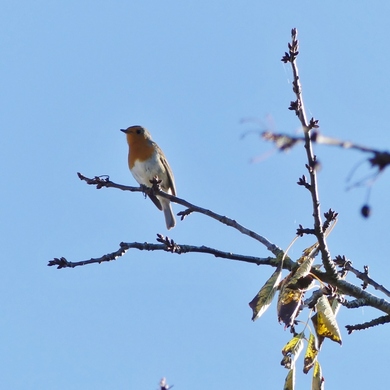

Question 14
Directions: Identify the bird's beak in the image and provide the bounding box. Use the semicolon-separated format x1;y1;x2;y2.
120;129;127;134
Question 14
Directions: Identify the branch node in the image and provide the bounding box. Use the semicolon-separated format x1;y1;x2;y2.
308;118;320;130
77;172;110;189
305;163;313;174
47;257;73;269
177;208;194;220
323;209;338;232
150;176;163;191
362;265;369;290
296;225;315;237
288;100;300;115
297;175;311;190
369;151;390;171
156;234;182;254
334;255;351;278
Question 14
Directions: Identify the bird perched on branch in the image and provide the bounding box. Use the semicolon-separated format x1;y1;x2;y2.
121;125;176;229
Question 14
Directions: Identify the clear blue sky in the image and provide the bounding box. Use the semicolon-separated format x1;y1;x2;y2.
2;1;390;389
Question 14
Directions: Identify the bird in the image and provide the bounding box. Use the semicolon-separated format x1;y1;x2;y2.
120;125;176;229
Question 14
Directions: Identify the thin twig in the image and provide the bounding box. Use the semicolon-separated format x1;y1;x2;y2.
334;256;390;298
48;239;294;270
345;315;390;334
262;131;388;155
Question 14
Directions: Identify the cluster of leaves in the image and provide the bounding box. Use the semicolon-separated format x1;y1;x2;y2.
246;28;390;389
249;243;342;389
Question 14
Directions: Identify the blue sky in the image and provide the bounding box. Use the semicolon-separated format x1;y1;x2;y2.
2;1;390;389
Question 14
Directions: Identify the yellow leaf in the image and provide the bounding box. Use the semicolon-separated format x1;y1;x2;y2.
282;332;305;356
303;333;318;374
312;361;324;390
249;268;282;321
315;295;342;345
311;313;324;350
281;332;304;369
284;368;295;390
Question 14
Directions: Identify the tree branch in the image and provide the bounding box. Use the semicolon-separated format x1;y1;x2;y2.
311;271;390;315
48;237;295;270
283;28;338;280
345;315;390;334
47;232;390;316
340;298;369;309
262;131;390;174
77;172;282;257
334;255;390;298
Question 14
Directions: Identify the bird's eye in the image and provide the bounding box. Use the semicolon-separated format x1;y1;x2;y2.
136;129;142;134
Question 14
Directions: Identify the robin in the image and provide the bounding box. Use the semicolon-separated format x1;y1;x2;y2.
121;125;177;229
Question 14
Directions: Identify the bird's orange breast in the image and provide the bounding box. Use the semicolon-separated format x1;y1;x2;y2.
127;136;155;169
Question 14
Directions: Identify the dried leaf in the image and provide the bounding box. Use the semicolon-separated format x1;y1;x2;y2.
303;333;318;374
294;254;315;279
284;368;295;390
312;361;324;390
277;285;303;328
249;268;282;321
287;255;315;290
277;251;317;328
281;332;304;369
281;355;292;369
301;242;319;258
282;332;305;356
314;295;342;345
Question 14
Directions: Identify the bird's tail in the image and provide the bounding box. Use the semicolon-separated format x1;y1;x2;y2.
162;200;176;230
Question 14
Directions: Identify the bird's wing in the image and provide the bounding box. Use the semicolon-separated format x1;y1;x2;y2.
160;154;176;196
148;193;163;210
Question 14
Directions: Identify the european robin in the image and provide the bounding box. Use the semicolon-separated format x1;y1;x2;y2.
121;125;177;229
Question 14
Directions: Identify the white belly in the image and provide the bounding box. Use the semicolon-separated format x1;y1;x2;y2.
131;155;168;189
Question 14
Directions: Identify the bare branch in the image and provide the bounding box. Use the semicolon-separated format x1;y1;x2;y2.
345;315;390;334
47;236;390;316
334;255;390;298
77;172;282;257
48;242;142;268
262;131;390;175
77;172;142;192
48;238;295;270
285;28;338;280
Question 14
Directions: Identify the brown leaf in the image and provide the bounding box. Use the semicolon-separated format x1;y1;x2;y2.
277;285;303;328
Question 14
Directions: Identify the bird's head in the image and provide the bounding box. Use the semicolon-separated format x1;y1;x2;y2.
120;125;152;144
